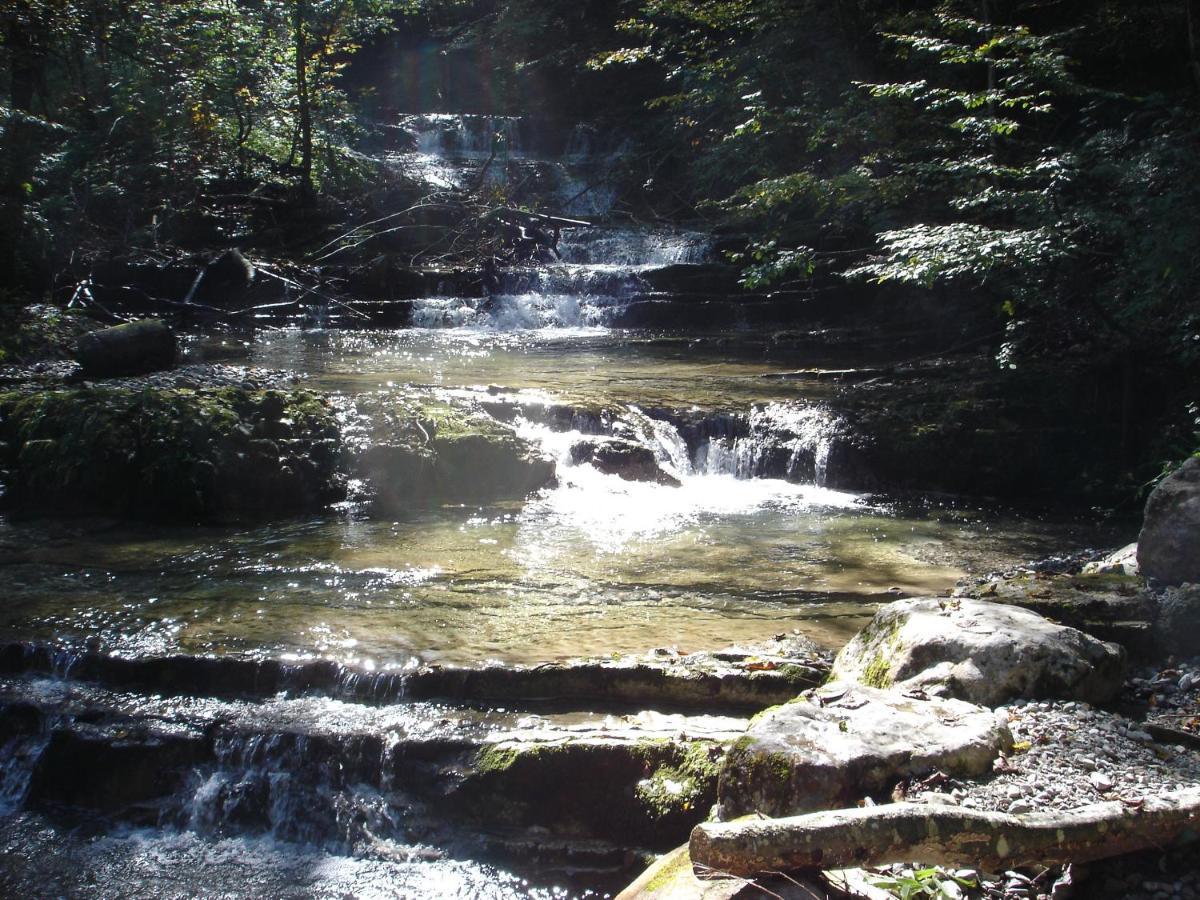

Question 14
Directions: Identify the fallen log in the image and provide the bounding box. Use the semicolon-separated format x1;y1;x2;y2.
690;788;1200;877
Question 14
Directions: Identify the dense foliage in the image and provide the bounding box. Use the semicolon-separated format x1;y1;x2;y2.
2;0;1197;464
0;0;413;293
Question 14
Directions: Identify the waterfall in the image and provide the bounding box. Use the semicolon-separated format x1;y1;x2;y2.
692;402;843;487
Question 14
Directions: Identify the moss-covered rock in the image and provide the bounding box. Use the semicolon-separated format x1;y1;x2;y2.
0;386;343;521
716;682;1010;820
450;737;724;848
351;392;555;509
832;597;1127;706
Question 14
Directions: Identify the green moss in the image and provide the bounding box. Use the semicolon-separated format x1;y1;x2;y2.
861;651;893;689
632;739;723;822
0;386;342;520
644;846;693;893
474;744;522;775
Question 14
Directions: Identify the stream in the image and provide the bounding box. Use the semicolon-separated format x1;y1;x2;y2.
0;114;1121;898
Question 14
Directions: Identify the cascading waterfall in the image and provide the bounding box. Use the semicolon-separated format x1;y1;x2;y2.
384;111;713;330
691;402;845;486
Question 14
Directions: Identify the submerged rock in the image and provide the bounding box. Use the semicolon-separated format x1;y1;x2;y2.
717;681;1010;819
1138;457;1200;586
570;437;680;485
831;598;1126;706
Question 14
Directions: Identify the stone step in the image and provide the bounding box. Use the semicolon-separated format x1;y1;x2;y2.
0;639;828;712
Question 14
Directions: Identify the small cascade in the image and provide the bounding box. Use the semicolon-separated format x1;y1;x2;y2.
509;396;843;487
692;402;845;486
379;111;718;331
179;731;407;850
0;709;51;817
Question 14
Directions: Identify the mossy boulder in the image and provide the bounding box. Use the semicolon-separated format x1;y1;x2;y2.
351;393;555;509
0;386;342;521
75;319;176;377
450;738;723;848
832;598;1126;706
716;682;1010;820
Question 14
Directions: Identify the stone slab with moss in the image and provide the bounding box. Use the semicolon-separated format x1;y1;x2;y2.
0;386;342;521
348;391;555;509
831;597;1127;707
716;681;1011;820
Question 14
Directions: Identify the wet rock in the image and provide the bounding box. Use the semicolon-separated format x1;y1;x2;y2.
28;724;207;819
717;681;1011;819
75;319;177;378
351;392;555;509
1139;458;1200;586
832;598;1126;706
1155;584;1200;658
570;438;680;486
359;432;554;509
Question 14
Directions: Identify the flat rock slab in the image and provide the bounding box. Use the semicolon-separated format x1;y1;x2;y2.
957;569;1154;657
832;598;1127;706
615;843;842;900
717;682;1010;819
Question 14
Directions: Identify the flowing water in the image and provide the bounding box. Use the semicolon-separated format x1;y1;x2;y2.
0;114;1123;897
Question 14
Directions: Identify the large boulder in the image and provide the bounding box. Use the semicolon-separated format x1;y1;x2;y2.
831;598;1126;706
1138;457;1200;585
1155;583;1200;658
717;682;1010;819
75;318;176;377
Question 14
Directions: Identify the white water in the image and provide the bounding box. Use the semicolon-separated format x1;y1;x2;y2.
514;399;857;556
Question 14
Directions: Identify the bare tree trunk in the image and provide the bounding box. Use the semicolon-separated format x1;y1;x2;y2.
1188;0;1200;93
294;0;314;203
1;2;45;294
690;789;1200;877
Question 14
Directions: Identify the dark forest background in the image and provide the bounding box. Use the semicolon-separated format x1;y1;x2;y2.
2;0;1198;484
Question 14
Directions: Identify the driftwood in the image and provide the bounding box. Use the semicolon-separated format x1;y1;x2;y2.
690;788;1200;877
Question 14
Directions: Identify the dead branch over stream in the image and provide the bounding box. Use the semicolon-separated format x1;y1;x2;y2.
690;788;1200;877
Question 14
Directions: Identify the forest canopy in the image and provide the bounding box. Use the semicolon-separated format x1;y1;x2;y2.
1;0;1198;391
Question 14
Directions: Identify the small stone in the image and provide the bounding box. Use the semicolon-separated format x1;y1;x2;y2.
1089;772;1115;792
1008;800;1034;814
922;792;960;806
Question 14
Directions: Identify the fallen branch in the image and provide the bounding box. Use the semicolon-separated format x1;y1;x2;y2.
690;789;1200;877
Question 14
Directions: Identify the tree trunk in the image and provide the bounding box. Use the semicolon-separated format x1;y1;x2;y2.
1;2;44;293
294;0;314;203
690;789;1200;878
1188;0;1200;93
